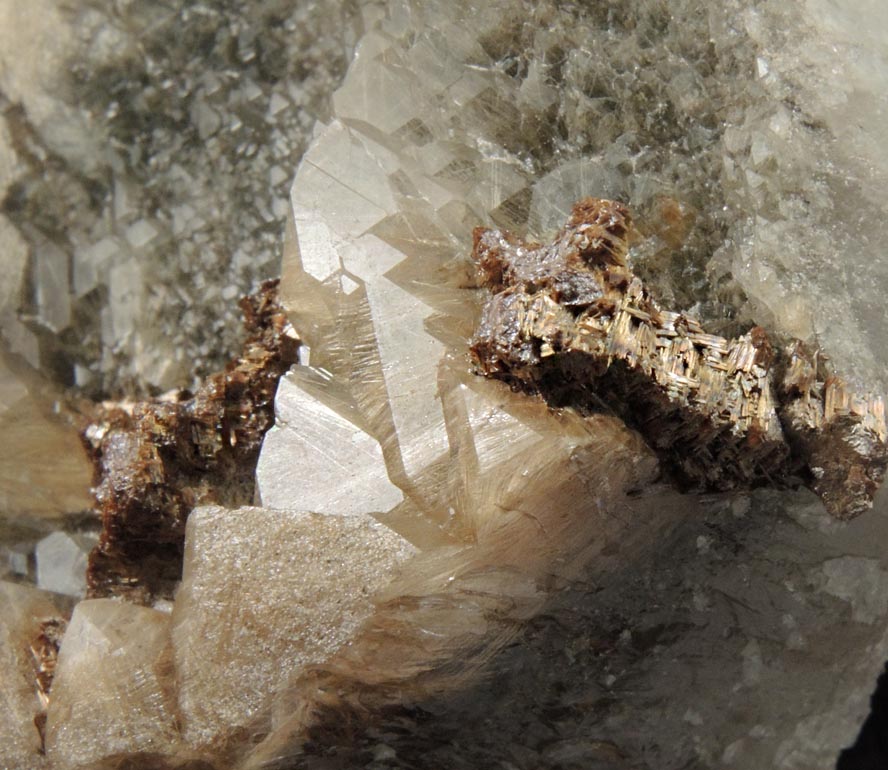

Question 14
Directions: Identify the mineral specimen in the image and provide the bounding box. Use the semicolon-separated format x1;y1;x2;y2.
470;197;888;518
779;341;888;518
0;0;360;395
263;2;888;766
255;367;405;517
34;530;96;597
84;280;298;603
3;0;888;768
240;402;670;770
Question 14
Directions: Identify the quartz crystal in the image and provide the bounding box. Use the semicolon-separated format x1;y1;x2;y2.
257;0;888;766
171;504;416;750
243;401;671;769
0;0;360;395
1;541;32;581
256;367;404;516
45;599;179;768
35;531;96;597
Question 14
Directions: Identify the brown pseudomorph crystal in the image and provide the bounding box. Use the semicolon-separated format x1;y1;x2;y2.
83;279;298;603
470;198;887;518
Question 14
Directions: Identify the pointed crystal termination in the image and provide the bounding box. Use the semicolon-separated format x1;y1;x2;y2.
470;198;887;518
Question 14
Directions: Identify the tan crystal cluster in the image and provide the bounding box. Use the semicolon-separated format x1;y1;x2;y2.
2;151;673;769
470;198;888;517
1;504;421;769
1;380;667;769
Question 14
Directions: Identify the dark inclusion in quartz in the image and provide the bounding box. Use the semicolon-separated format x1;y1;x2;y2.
470;198;887;519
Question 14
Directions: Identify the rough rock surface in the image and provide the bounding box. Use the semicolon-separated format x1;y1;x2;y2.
265;488;888;770
84;280;298;603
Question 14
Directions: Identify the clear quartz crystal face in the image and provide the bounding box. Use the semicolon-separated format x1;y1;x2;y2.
256;368;405;517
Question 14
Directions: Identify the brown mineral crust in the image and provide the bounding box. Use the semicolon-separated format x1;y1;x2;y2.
83;280;299;603
778;341;888;519
470;198;887;517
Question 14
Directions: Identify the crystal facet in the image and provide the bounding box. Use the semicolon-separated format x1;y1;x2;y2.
45;599;179;767
3;0;888;767
171;504;416;748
